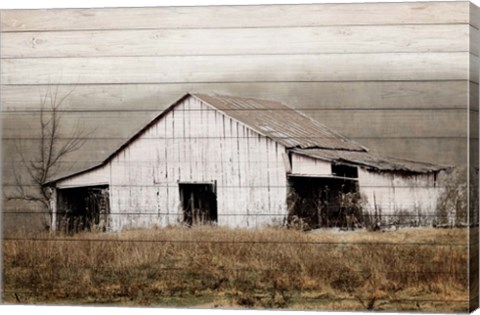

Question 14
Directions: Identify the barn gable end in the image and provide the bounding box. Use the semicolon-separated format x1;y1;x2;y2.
51;94;291;231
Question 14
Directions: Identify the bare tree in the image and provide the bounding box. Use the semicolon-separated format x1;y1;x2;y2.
435;167;467;228
7;86;90;230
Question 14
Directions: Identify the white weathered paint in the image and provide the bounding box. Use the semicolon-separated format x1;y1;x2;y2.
55;96;289;230
49;188;57;232
290;153;332;176
358;168;441;224
55;164;110;188
290;153;443;225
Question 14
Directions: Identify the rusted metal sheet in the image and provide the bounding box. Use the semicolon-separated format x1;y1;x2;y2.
292;148;448;174
192;93;366;151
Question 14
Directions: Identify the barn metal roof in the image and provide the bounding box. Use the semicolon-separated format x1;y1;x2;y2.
192;93;367;152
292;149;448;173
192;94;447;173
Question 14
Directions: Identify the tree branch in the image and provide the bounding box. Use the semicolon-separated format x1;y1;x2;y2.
7;86;90;231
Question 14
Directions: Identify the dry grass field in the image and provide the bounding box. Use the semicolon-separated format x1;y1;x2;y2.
2;227;470;312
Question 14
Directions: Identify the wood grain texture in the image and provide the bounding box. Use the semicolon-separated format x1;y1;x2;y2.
92;97;289;229
470;138;479;163
3;137;467;178
470;112;479;142
2;112;153;139
471;54;480;83
0;81;469;111
1;2;469;32
471;82;479;111
471;26;480;56
359;171;441;225
358;137;468;166
470;14;479;166
1;109;469;139
1;25;470;58
471;1;480;29
1;53;472;85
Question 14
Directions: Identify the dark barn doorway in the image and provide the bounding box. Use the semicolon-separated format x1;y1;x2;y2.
287;176;361;230
57;185;109;233
179;182;217;226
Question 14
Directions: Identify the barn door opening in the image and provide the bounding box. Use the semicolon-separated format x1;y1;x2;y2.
287;177;360;230
56;185;109;233
179;183;217;226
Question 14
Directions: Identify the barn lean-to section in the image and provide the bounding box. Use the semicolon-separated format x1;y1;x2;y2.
47;93;447;232
290;149;444;227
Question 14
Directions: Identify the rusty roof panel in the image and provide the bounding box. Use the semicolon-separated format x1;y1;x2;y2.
292;149;449;174
192;93;367;152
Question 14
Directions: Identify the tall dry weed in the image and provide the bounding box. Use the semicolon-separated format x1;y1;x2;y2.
2;227;469;311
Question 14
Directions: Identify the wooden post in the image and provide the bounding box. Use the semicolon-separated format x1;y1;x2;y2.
50;188;57;232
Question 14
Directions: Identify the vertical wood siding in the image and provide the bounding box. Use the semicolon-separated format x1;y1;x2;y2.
358;169;441;224
55;164;110;188
290;153;332;176
62;97;288;230
288;153;442;222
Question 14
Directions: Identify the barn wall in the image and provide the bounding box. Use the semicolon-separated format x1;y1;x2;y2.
289;153;442;225
358;168;441;225
290;153;332;176
55;164;110;188
106;97;288;230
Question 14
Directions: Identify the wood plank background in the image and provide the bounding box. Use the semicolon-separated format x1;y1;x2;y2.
0;2;470;31
1;1;478;231
1;25;473;58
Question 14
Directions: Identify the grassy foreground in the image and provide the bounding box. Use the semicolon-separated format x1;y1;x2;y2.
2;227;470;312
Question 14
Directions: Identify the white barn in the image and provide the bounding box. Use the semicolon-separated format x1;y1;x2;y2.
46;93;447;232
